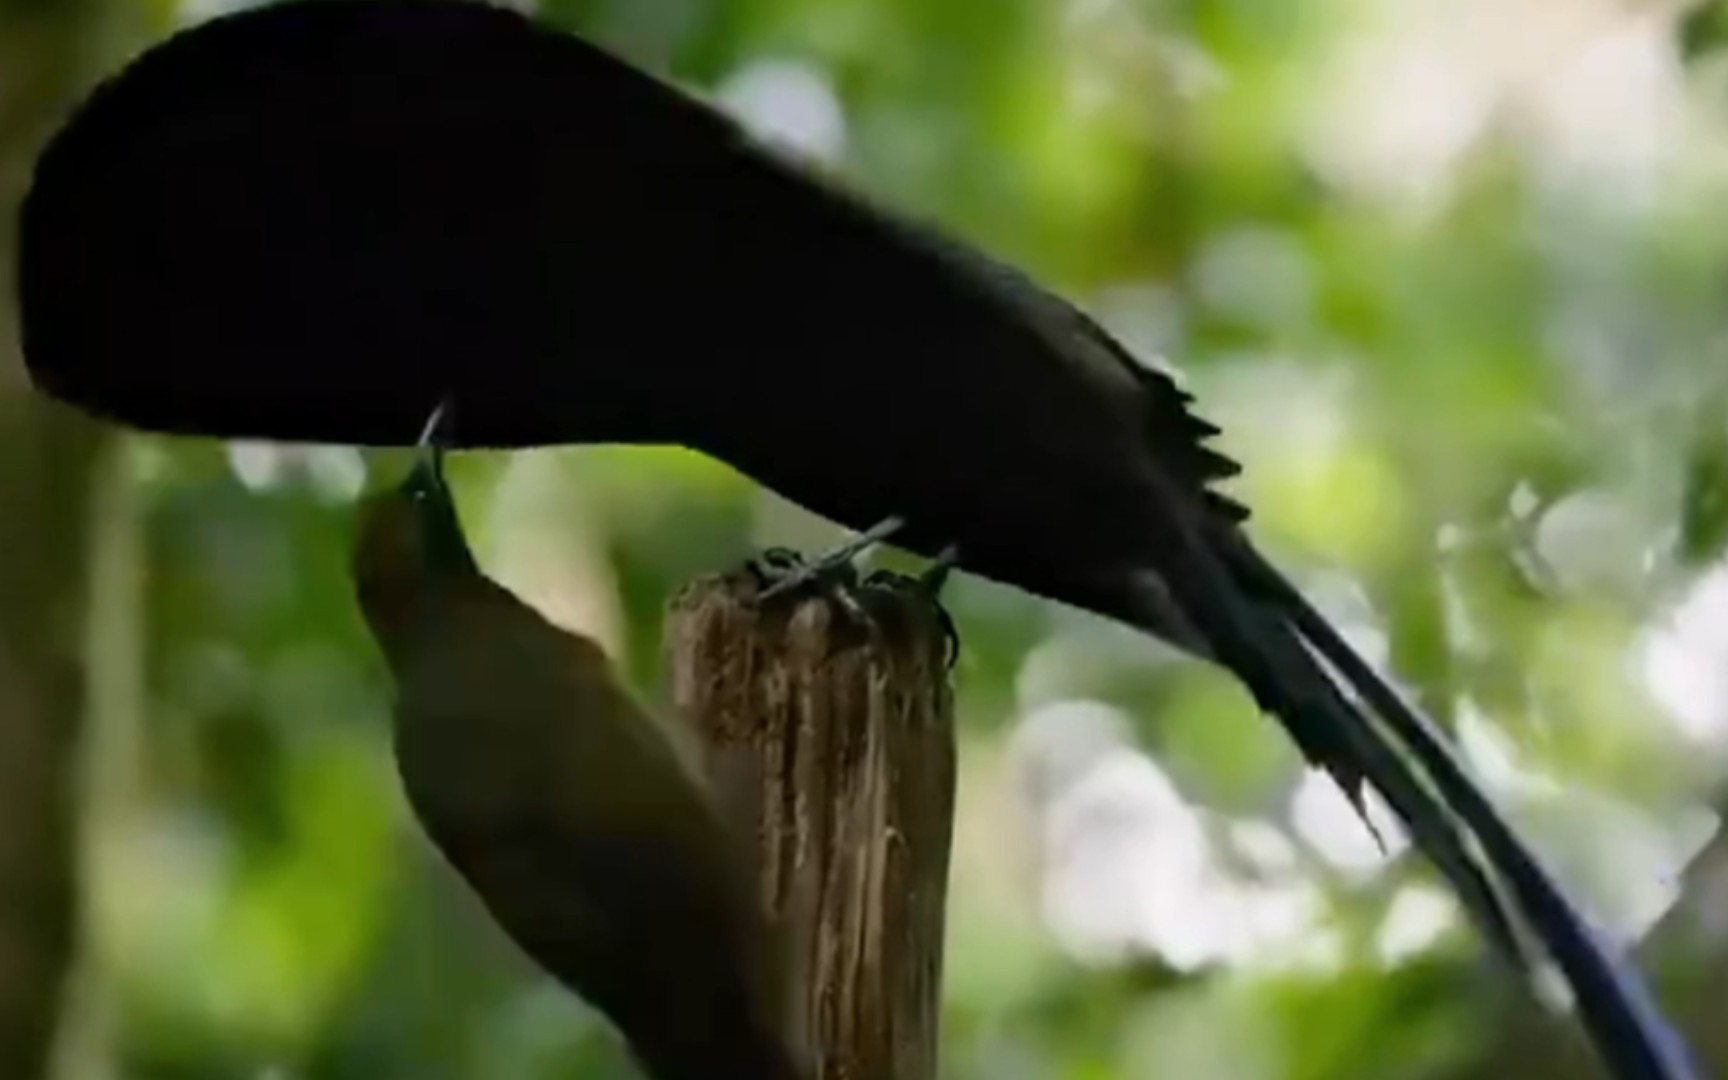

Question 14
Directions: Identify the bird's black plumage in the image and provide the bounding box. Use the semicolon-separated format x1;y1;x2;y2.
16;2;1697;1076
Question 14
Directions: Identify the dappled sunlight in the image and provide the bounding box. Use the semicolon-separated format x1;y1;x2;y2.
1374;885;1459;969
1192;226;1318;334
1640;559;1728;747
1202;360;1411;568
1016;702;1357;976
718;58;849;166
1453;702;1718;944
1304;0;1691;214
1454;701;1564;801
1289;769;1405;881
225;442;368;503
1534;488;1662;597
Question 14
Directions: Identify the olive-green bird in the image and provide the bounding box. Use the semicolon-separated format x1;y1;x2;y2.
352;411;803;1080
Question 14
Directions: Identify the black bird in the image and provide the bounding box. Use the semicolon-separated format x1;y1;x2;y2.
354;407;805;1080
15;2;1696;1076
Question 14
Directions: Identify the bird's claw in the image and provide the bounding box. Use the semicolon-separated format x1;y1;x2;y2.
747;547;810;586
752;530;960;669
754;515;910;602
751;546;862;602
862;544;962;669
750;549;872;659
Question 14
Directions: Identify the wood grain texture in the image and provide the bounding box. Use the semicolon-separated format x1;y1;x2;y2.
666;569;956;1080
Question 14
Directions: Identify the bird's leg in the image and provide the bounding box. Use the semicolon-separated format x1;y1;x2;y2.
755;515;909;601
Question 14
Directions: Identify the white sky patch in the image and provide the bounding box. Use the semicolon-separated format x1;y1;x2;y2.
1374;884;1458;968
1524;786;1717;943
1637;560;1728;746
1018;702;1334;973
1228;819;1300;876
226;441;284;492
302;446;368;502
1443;702;1716;943
224;442;367;502
1039;746;1221;970
1200;354;1354;476
717;59;848;166
1192;226;1316;332
1524;11;1684;209
1301;0;1689;211
1013;700;1140;806
1453;700;1563;799
1289;769;1406;880
1233;884;1335;976
1533;488;1653;595
1302;22;1491;208
176;0;262;25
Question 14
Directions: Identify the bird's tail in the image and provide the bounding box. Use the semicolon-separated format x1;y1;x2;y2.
1117;526;1696;1080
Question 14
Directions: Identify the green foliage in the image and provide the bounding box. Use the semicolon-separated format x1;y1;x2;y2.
45;0;1728;1077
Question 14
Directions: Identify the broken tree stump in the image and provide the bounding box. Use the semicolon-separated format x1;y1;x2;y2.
666;565;957;1080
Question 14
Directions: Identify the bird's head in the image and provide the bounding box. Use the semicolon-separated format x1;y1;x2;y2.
353;402;479;619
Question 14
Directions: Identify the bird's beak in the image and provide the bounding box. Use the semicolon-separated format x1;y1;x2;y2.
406;400;451;493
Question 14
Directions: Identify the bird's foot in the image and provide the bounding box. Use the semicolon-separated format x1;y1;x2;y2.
747;546;823;588
751;529;961;669
749;546;872;627
863;544;962;668
754;515;908;602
